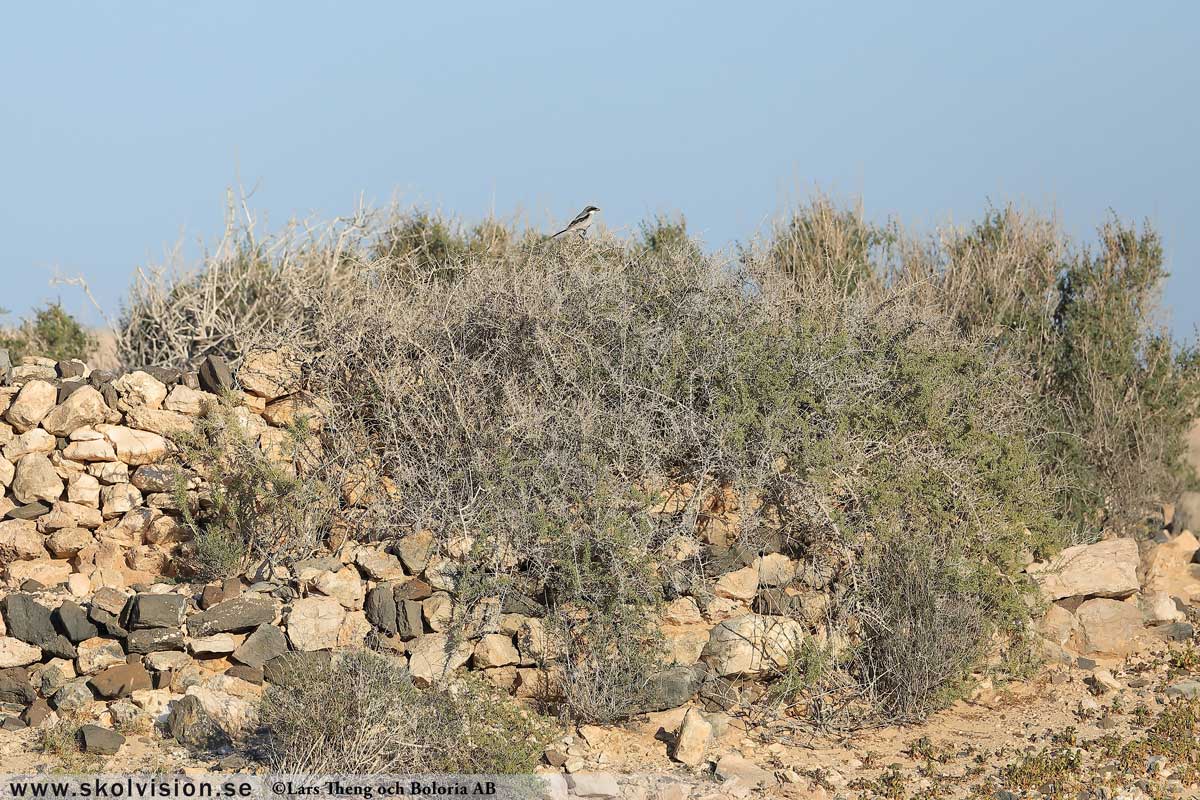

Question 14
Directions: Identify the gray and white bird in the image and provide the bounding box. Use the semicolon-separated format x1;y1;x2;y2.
552;205;600;239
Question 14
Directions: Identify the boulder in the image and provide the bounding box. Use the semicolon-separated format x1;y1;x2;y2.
126;628;186;653
238;350;301;400
354;548;406;580
126;593;187;629
0;637;41;668
714;753;776;789
1075;598;1145;657
0;519;46;561
184;685;257;738
76;637;127;674
671;707;711;766
5;380;57;432
11;454;63;505
95;425;168;466
395;530;434;574
124;407;195;438
1144;531;1200;604
713;566;759;601
286;596;345;651
364;584;398;634
168;694;232;750
89;663;152;699
407;634;472;684
472;634;519;668
198;357;234;395
79;724;125;755
1028;538;1139;601
700;614;804;677
51;678;94;711
0;667;36;705
46;526;93;558
231;624;288;669
113;371;168;410
6;559;72;587
2;593;76;658
41;387;110;436
642;665;708;712
53;601;99;642
312;567;365;610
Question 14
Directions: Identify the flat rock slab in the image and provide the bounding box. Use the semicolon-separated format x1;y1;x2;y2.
89;664;152;699
79;724;125;755
1028;538;1140;601
187;595;277;637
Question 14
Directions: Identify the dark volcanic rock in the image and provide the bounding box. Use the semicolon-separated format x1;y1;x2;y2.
187;595;276;636
0;668;35;706
641;664;708;713
2;594;76;658
198;356;234;394
89;664;152;699
54;601;99;643
124;593;187;630
126;628;185;654
79;724;125;755
5;502;50;520
231;624;288;669
365;585;398;635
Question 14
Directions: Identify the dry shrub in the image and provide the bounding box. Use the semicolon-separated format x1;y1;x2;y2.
258;649;551;774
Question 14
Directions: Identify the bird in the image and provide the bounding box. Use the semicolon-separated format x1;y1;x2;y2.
552;205;600;239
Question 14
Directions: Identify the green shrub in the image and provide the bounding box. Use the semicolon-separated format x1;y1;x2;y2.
174;399;334;579
259;649;553;773
0;302;95;363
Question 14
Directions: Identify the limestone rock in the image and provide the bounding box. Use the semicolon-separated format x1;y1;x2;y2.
1028;538;1139;601
41;387;110;436
1144;530;1200;605
701;614;804;677
354;547;406;580
0;637;42;668
5;380;57;432
0;519;46;561
76;637;128;674
671;707;711;766
12;453;63;505
1075;598;1144;656
96;425;168;466
286;596;345;651
113;371;167;411
714;566;760;601
312;567;365;610
407;633;472;684
238;350;301;400
472;634;519;668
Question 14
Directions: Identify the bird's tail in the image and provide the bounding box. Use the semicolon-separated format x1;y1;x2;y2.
550;227;568;238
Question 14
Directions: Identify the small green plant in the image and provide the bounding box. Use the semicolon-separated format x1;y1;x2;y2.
1;302;95;363
174;399;334;579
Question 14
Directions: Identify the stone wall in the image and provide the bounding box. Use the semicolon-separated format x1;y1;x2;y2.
1;348;1198;761
0;350;821;753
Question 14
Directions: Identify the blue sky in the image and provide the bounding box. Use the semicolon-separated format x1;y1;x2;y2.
2;1;1197;337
